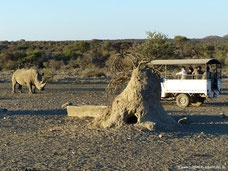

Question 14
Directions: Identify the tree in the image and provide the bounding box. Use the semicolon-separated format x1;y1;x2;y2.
174;35;188;43
174;36;189;57
215;50;226;65
63;46;79;60
189;41;201;59
138;32;175;61
19;50;43;67
74;41;90;53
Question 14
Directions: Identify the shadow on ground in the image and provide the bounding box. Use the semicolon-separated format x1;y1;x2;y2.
171;115;228;135
1;108;227;135
45;87;106;92
48;79;109;85
204;102;228;106
0;98;12;100
3;109;67;115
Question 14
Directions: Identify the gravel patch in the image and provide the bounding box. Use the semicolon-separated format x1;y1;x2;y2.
0;80;227;170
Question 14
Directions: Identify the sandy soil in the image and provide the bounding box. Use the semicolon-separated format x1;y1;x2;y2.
0;77;227;170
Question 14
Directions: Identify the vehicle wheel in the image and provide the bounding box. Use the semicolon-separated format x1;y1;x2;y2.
176;94;190;107
191;97;205;107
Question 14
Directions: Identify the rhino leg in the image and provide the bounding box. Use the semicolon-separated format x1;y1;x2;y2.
18;85;22;93
12;80;16;94
32;85;36;93
27;82;33;94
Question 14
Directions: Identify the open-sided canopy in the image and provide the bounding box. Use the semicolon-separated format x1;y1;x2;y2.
149;59;221;65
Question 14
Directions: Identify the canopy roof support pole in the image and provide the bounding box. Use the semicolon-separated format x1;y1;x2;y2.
165;65;167;79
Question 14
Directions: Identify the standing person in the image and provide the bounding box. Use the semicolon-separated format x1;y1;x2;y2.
202;66;211;79
176;66;187;79
206;66;211;79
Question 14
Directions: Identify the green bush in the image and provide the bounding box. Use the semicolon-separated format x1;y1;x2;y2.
139;32;175;60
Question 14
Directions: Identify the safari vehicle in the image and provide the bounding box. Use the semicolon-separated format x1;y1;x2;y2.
149;59;222;107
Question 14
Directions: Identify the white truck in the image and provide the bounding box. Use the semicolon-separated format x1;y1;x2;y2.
149;59;222;107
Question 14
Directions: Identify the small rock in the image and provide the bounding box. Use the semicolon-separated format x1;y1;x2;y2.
0;108;7;112
137;122;155;131
178;117;189;124
197;131;205;138
61;102;73;108
219;113;226;118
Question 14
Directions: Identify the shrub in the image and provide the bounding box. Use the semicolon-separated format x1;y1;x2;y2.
2;60;18;70
48;59;64;70
139;32;175;60
215;51;227;65
81;68;107;78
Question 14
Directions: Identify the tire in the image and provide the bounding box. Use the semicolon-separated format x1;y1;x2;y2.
191;97;205;107
176;94;190;107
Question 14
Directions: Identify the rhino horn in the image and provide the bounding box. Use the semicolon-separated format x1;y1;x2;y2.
41;81;47;88
39;81;47;91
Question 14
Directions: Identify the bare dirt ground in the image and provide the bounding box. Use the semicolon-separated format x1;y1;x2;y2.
0;76;227;170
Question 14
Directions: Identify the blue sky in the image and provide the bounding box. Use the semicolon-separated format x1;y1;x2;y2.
0;0;228;41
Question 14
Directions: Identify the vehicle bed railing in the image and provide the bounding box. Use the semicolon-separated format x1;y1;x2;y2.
163;74;205;80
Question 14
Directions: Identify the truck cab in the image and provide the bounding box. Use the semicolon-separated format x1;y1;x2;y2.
149;59;222;107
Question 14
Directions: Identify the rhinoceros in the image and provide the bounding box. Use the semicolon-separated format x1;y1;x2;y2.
12;68;47;94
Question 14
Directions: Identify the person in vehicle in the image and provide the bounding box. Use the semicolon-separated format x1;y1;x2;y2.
187;66;193;74
197;66;204;75
193;66;204;79
187;66;194;79
192;67;199;79
192;67;198;74
176;66;187;79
